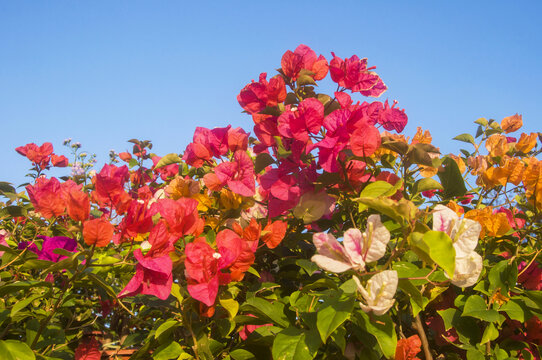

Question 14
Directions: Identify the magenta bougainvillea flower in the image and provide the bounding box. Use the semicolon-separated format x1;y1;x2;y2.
19;235;78;262
237;73;286;114
118;249;173;300
280;44;328;81
214;150;255;197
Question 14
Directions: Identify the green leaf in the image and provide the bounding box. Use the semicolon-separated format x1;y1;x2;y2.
437;157;467;199
421;231;455;278
230;349;256;360
297;74;317;86
316;295;355;342
296;259;319;276
453;133;476;145
474;118;488;126
398;279;425;316
480;323;499;344
0;182;16;194
272;327;319;360
462;295;503;323
153;341;182;360
356;312;397;358
0;340;35;360
254;153;275;173
11;294;42;318
359;181;393;198
219;298;239;319
241;297;289;328
355;197;417;226
155;153;182;169
413;178;443;194
154;320;179;339
380;137;409;155
0;281;52;297
0;205;27;218
488;260;517;295
87;273;118;300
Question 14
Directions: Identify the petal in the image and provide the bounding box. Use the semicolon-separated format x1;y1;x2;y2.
451;252;483;288
454;219;481;257
342;228;364;269
362;215;390;263
433;205;458;233
311;254;352;273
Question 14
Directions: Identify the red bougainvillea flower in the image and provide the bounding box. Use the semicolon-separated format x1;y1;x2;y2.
237;73;287;114
26;177;65;218
280;44;328;81
15;142;54;169
238;314;273;340
350;123;381;158
518;260;542;291
227;126;249;152
214;150;255;197
51;154;69;167
83;218;114;247
216;229;255;281
395;335;422;360
185;238;235;306
91;164;131;214
119;249;173;300
74;337;102;360
113;200;153;244
329;53;386;96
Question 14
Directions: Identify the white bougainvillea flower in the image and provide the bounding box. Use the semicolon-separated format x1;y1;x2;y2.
452;252;483;288
311;215;390;273
343;215;390;270
432;204;483;287
311;233;353;273
353;270;398;316
433;205;481;258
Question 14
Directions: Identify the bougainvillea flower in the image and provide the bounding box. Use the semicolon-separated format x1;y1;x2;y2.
501;113;523;133
151;155;179;180
237;73;286;114
518;261;542;291
92;164;131;213
119;249;172;300
145;221;178;258
26;177;65;218
329;53;384;94
216;229;255;281
83;218;114;247
378;100;408;133
261;220;287;249
0;230;8;258
293;190;335;224
36;235;78;262
74;337;102;360
154;197;202;237
66;187;90;222
516;132;538;153
214;150;255;197
353;270;398;316
15;142;54;169
280;44;328;81
312;215;390;272
51;154;69;167
350;123;381;157
277;98;324;143
185;238;231;306
395;335;422;360
238;314;273;340
113;200;153;243
433;205;482;287
227;127;249;152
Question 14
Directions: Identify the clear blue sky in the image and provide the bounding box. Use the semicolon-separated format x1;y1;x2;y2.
1;1;541;187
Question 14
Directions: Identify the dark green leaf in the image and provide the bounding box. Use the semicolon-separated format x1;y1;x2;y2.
316;295;355;342
272;327;319;360
437;157;467;198
254;153;275;173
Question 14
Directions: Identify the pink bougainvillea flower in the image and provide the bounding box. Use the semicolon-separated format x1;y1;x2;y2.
293;190;335;224
26;177;66;218
277;98;325;143
51;154;69;167
518;261;542;291
214;150;255;197
151;155;179;181
378;100;408;133
15;142;54;169
145;221;178;258
353;270;398;316
329;53;385;95
0;230;8;258
35;235;78;262
280;44;328;81
238;314;273;340
119;249;173;300
237;73;286;114
182;142;213;168
216;229;255;281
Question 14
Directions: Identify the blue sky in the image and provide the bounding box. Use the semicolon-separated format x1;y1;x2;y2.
1;1;541;187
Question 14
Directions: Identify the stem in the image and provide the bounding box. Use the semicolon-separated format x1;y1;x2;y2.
413;314;433;360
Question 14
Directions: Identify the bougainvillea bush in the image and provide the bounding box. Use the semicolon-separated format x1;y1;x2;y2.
1;45;541;360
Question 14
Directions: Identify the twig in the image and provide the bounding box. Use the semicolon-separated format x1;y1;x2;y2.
413;314;433;360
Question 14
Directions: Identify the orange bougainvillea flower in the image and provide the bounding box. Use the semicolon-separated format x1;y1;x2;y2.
501;113;523;134
83;218;115;247
261;220;288;249
486;134;509;158
26;177;66;218
446;200;464;216
411;127;432;145
465;206;511;238
395;335;421;360
67;188;90;222
523;157;542;209
516;132;538;153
